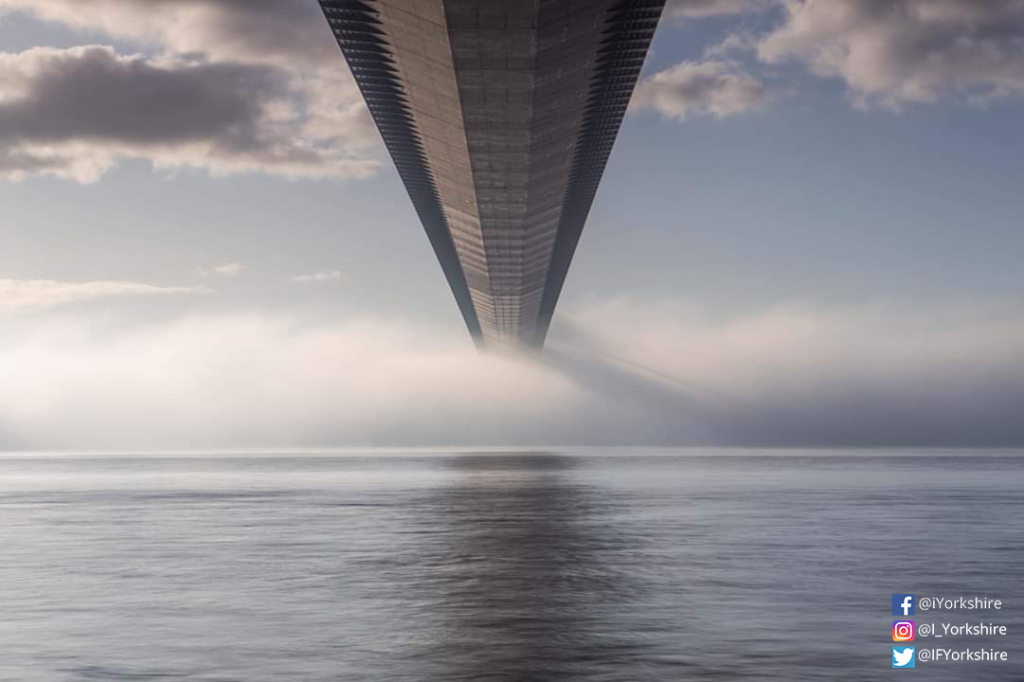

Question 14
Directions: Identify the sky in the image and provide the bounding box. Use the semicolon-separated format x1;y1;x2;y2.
1;0;1024;450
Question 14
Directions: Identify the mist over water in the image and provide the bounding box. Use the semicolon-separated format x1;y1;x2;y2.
4;301;1024;449
2;451;1023;681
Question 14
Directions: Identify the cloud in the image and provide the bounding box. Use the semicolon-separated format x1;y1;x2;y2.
559;298;1024;446
666;0;769;19
0;45;377;183
0;278;207;315
0;313;594;450
632;60;771;120
293;270;341;283
199;263;245;277
0;1;379;182
1;299;1023;449
0;0;338;67
660;0;1024;114
758;0;1024;107
704;32;760;58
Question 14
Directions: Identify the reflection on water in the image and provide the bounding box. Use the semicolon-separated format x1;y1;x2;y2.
1;451;1023;681
422;454;650;680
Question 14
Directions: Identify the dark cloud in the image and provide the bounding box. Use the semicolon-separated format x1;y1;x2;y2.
1;46;287;144
0;1;378;182
0;46;377;182
0;0;337;65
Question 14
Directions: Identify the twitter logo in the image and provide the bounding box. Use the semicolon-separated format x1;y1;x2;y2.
892;646;916;668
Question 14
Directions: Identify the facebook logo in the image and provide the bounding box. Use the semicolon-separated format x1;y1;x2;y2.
892;594;915;616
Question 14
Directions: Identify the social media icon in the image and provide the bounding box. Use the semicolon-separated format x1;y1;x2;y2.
892;646;916;668
892;594;915;616
893;621;915;641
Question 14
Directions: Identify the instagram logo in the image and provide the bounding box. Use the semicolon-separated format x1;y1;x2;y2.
893;621;915;642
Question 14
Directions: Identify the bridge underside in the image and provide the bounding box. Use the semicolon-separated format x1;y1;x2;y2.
320;0;664;348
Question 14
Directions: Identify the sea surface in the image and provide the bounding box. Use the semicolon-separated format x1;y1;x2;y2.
1;450;1023;681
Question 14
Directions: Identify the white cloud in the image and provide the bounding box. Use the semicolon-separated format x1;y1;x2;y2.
704;32;760;58
0;278;207;315
657;0;1024;117
213;263;244;276
200;263;244;277
0;1;379;183
1;300;1023;449
632;60;770;120
758;0;1024;107
0;313;591;449
666;0;769;19
293;270;341;283
555;297;1024;446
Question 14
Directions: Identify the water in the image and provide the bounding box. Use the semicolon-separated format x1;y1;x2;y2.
1;451;1022;681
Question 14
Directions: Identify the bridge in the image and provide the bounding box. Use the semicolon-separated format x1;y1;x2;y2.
319;0;665;348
